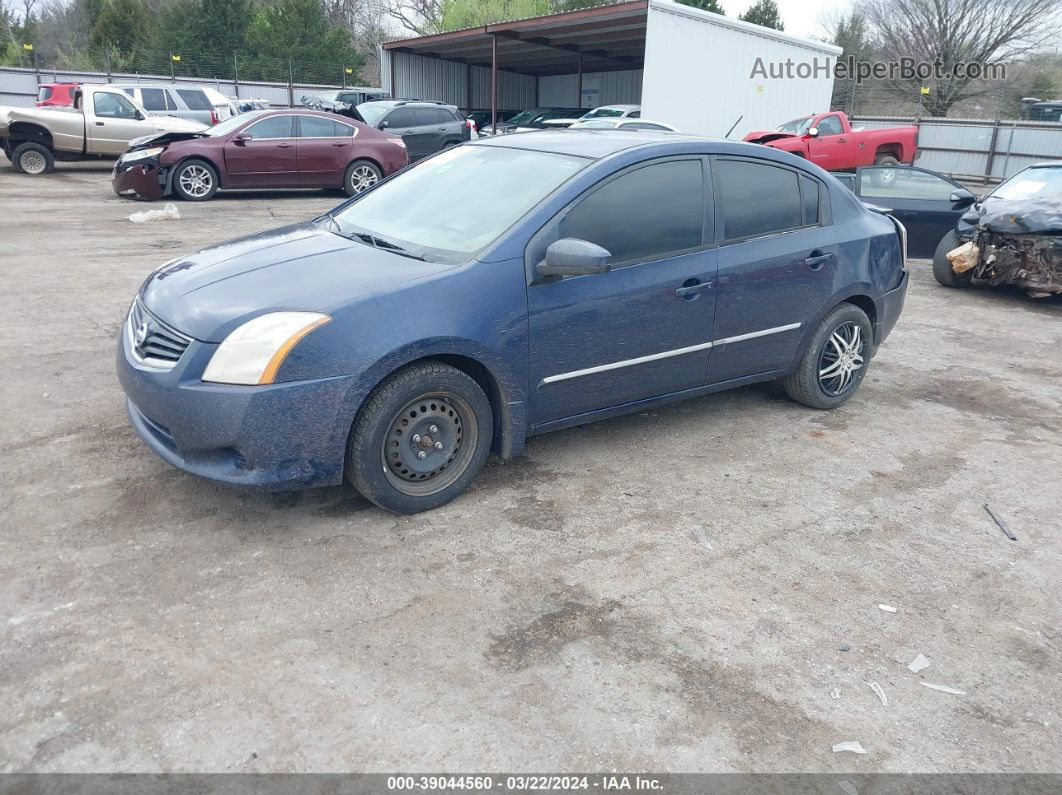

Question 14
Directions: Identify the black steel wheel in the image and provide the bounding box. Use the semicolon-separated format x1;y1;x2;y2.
783;303;873;409
347;361;493;513
381;392;477;497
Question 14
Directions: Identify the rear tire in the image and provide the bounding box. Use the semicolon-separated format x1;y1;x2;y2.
347;361;493;514
172;158;218;201
12;142;54;175
932;230;972;288
343;159;382;196
870;153;899;187
783;303;873;410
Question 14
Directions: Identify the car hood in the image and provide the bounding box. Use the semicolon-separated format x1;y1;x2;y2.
140;222;455;342
128;129;208;150
743;130;798;144
151;115;207;134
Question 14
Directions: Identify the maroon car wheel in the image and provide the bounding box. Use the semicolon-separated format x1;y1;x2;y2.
344;160;382;197
173;159;218;201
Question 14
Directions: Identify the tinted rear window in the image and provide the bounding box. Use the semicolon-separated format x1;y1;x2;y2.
176;89;214;111
717;159;802;240
299;115;335;137
140;87;170;111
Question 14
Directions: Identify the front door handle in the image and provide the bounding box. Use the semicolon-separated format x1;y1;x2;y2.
95;121;104;126
331;141;346;147
675;279;713;299
277;143;294;149
804;251;835;270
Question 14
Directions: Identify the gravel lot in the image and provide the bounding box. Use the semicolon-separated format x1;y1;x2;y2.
1;160;1060;773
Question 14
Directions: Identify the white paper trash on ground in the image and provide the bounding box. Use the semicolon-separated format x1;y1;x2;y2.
921;682;966;695
833;741;867;754
129;203;181;223
879;604;897;613
908;653;930;673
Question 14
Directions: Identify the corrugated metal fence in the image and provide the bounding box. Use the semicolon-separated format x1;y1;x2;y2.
853;115;1062;182
0;65;345;110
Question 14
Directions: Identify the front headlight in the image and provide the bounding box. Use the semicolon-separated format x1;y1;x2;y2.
202;312;331;385
121;146;165;164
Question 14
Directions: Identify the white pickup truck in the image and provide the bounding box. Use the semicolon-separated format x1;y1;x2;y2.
0;84;205;174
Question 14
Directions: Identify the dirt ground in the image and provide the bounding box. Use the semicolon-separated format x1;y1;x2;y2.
1;160;1060;774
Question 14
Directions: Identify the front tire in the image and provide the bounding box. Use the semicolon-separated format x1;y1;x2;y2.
343;159;382;196
783;304;873;409
347;362;493;513
12;142;54;175
932;230;972;288
172;159;218;201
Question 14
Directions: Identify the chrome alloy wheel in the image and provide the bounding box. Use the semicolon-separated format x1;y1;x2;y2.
20;150;47;174
349;164;379;193
818;321;865;396
381;392;477;496
178;164;213;198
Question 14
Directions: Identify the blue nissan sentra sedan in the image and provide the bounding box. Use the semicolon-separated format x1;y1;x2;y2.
118;130;909;513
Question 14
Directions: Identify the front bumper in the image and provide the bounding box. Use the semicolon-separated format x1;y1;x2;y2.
116;317;357;490
873;269;909;347
111;158;167;200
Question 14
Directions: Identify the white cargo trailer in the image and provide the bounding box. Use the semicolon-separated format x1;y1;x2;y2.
381;0;840;140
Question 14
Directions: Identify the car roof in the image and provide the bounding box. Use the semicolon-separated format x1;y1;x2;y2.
593;104;640;110
471;128;713;158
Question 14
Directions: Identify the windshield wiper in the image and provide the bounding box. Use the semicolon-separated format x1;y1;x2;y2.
349;231;426;261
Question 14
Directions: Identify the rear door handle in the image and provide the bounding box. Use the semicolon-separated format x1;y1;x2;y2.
95;121;104;126
675;279;713;299
277;143;294;149
331;142;346;147
804;252;835;270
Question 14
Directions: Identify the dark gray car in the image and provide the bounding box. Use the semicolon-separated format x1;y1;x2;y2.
356;100;470;160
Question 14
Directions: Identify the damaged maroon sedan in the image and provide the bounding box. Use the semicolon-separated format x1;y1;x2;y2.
112;109;408;201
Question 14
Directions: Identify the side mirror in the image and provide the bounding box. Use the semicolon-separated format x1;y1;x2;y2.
537;238;611;277
234;132;252;144
807;126;819;137
378;120;389;129
950;188;976;207
135;110;145;121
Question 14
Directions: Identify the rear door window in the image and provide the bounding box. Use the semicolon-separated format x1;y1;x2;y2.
140;87;169;111
299;115;335;138
560;159;705;265
716;159;803;240
246;115;294;139
414;107;439;126
333;120;355;137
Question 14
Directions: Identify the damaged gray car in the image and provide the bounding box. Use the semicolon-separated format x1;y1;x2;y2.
933;163;1062;297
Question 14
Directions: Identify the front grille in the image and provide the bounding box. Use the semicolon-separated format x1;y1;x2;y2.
128;298;193;368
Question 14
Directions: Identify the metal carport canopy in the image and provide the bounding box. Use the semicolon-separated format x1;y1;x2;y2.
382;0;649;128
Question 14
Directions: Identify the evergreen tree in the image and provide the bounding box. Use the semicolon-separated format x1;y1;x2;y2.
738;0;783;30
677;0;725;14
245;0;362;81
89;0;149;54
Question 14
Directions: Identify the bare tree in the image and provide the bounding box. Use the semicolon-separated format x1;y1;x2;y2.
378;0;443;36
858;0;1062;116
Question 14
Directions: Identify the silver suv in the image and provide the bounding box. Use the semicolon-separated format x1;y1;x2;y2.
112;83;235;126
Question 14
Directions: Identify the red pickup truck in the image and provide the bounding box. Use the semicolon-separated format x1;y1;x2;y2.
743;111;918;171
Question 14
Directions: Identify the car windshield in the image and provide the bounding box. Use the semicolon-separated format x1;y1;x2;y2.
526;109;580;127
357;102;390;126
990;166;1062;201
776;116;814;134
504;110;538;125
329;145;588;262
206;111;266;136
582;107;625;119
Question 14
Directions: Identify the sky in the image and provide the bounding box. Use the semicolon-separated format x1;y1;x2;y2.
718;0;853;40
